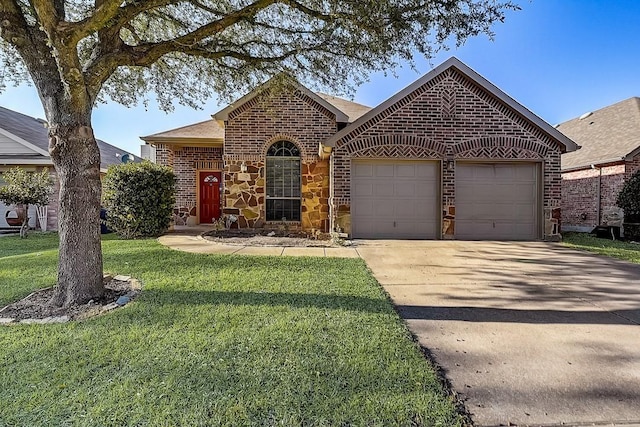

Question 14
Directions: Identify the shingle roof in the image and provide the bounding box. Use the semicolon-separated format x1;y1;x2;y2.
558;97;640;171
214;80;351;123
142;92;372;142
315;93;372;122
0;106;131;170
140;119;224;142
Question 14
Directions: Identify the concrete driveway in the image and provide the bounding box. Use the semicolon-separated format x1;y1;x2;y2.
357;240;640;427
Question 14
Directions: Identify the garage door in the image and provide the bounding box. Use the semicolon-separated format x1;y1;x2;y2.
351;160;439;239
456;162;540;240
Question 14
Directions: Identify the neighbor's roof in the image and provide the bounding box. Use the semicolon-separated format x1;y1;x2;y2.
140;119;224;143
0;106;132;170
324;57;579;153
558;97;640;171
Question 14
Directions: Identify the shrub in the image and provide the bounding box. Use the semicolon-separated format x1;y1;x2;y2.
103;161;176;238
617;171;640;221
617;170;640;240
0;167;53;238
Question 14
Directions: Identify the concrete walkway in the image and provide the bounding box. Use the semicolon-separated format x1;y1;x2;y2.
357;240;640;427
157;227;359;258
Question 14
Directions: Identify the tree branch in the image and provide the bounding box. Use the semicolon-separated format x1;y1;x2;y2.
83;0;278;89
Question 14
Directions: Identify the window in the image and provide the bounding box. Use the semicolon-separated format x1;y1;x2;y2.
266;141;301;221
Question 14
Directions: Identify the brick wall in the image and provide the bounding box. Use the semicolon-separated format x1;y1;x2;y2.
223;89;336;231
331;68;564;239
562;163;627;231
625;154;640;179
172;146;223;207
154;144;224;219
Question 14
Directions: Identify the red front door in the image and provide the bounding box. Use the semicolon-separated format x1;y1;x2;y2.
199;171;221;223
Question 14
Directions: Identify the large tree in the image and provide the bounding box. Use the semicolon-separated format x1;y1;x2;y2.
0;0;517;307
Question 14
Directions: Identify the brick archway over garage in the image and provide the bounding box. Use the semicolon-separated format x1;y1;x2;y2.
327;58;573;240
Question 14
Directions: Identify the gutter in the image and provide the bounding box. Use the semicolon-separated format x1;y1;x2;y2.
561;157;626;173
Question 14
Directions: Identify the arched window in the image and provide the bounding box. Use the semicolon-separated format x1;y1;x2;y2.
266;141;301;221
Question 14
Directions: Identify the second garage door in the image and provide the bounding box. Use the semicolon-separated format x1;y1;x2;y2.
456;162;540;240
351;160;439;239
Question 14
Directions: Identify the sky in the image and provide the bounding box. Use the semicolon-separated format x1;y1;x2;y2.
1;0;639;157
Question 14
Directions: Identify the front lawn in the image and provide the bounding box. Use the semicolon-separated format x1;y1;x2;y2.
563;232;640;264
0;234;463;426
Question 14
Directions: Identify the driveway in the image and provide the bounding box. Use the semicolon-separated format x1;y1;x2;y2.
357;241;640;427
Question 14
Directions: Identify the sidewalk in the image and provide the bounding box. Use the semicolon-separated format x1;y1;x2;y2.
157;226;360;258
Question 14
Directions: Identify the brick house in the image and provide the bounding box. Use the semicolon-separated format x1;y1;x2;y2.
0;106;132;230
559;97;640;232
142;57;578;240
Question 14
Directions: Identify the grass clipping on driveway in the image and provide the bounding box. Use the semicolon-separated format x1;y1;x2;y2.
0;234;464;426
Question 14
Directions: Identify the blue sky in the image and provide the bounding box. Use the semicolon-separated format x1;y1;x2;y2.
1;0;639;156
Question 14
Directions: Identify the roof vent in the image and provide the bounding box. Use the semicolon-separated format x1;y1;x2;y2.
579;112;593;120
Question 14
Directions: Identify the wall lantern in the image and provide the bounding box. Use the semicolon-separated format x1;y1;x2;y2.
446;159;455;170
240;161;247;173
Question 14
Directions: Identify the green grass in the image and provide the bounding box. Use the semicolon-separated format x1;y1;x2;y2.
0;234;463;427
563;232;640;264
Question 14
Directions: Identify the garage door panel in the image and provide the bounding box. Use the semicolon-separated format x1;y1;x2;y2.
456;163;539;240
417;163;439;178
352;160;439;239
515;166;537;179
374;203;395;217
353;163;374;177
396;164;417;177
375;164;395;177
376;182;395;197
395;182;417;197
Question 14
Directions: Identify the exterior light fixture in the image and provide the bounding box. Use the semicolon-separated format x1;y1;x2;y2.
240;161;247;173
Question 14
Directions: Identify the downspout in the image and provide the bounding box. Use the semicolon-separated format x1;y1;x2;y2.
598;166;602;225
329;153;335;234
592;164;601;225
319;142;334;233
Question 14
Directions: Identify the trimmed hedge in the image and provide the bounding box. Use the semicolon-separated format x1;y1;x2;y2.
103;161;176;238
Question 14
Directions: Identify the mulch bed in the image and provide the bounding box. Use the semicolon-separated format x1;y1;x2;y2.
202;229;341;247
0;276;141;323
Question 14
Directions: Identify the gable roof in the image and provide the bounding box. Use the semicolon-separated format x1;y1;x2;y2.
213;78;350;123
315;93;372;122
558;97;640;171
323;57;579;153
0;106;132;170
140;119;224;143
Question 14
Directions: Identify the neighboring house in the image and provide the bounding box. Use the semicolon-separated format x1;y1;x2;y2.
142;57;578;240
559;97;640;232
0;106;134;230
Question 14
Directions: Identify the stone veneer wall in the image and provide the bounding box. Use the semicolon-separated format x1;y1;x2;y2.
331;67;564;240
223;89;335;232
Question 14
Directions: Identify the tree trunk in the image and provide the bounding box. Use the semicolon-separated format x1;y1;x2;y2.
20;204;29;238
49;119;104;307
